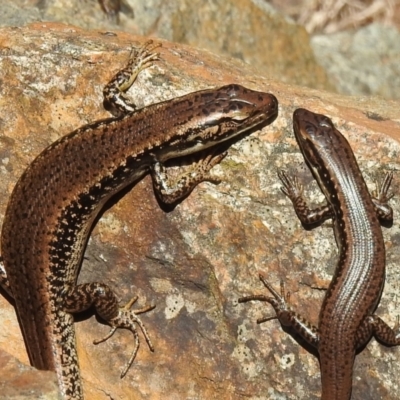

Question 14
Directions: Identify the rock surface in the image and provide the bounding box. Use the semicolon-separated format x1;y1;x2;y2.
2;1;400;100
312;23;400;100
0;0;333;92
0;23;399;400
0;350;61;400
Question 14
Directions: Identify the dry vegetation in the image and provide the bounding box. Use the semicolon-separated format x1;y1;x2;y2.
268;0;400;34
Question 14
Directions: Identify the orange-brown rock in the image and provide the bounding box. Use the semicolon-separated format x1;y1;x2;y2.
0;23;399;400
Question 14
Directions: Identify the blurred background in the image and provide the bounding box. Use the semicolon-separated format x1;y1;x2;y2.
1;0;399;100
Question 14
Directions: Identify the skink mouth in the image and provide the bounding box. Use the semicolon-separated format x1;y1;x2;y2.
236;109;277;137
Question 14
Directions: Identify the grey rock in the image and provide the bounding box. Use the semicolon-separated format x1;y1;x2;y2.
311;23;400;99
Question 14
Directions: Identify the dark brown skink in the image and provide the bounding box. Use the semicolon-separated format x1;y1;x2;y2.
0;42;278;399
240;108;399;399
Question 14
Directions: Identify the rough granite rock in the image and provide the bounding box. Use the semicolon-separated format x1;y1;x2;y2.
0;0;334;92
0;23;400;400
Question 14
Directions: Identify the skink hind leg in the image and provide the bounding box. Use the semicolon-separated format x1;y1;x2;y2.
94;296;155;378
151;150;227;204
239;273;319;348
64;282;155;377
356;314;400;349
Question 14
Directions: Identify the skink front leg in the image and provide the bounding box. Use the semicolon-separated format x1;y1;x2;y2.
103;40;161;116
278;170;333;227
371;171;394;222
151;151;227;204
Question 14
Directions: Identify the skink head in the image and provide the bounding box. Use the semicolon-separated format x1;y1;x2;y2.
292;108;338;168
164;84;278;157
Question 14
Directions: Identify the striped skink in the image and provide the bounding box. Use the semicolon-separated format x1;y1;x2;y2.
240;108;399;399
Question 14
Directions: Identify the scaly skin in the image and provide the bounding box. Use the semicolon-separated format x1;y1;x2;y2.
0;41;278;399
240;108;399;400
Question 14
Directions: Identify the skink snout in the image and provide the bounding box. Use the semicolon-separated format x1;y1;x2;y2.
265;93;278;115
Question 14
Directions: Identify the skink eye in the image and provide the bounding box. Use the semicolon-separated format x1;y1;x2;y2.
319;117;332;128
